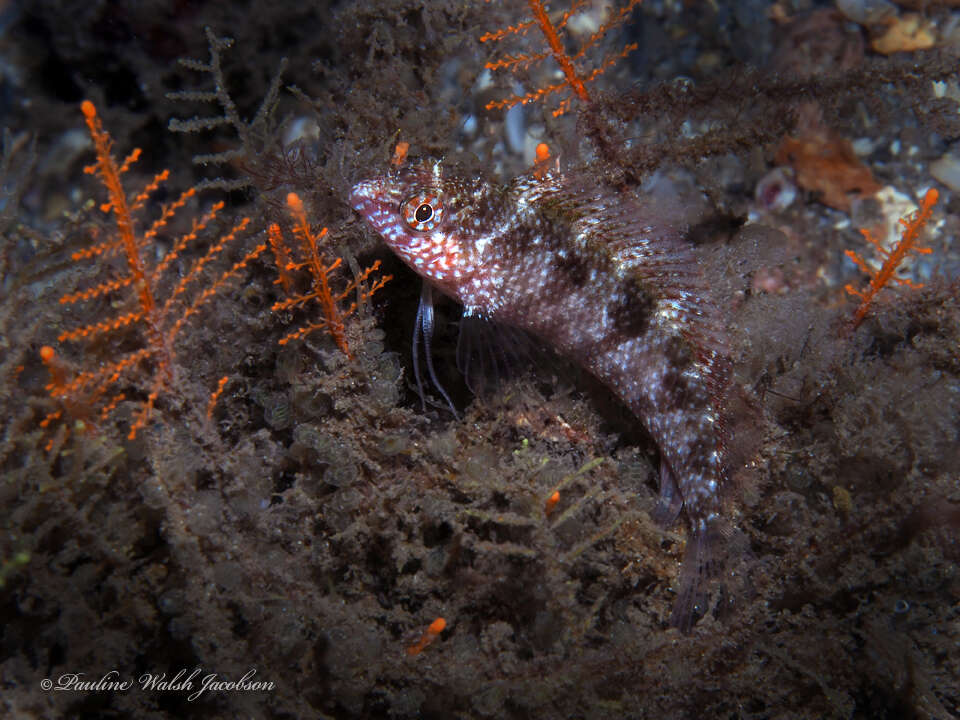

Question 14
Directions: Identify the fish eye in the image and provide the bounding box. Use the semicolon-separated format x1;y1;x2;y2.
401;190;444;232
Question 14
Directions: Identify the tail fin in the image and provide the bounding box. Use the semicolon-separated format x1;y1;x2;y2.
669;515;729;633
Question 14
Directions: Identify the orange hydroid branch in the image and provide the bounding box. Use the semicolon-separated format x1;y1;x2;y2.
80;100;157;323
42;101;266;441
269;192;391;357
207;376;230;419
845;188;938;329
481;0;642;117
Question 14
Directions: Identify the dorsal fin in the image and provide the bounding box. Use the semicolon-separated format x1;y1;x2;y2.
514;169;731;395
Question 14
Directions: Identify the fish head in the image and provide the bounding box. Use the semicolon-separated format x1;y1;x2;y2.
350;162;492;301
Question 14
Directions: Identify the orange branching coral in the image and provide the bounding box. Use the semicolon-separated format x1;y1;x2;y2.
845;187;938;329
42;101;267;440
481;0;642;117
270;192;391;357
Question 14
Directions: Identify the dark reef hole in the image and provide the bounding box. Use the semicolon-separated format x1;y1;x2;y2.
273;469;297;495
863;320;922;360
399;557;421;576
686;212;746;246
364;534;399;608
18;13;82;103
47;639;66;671
228;602;250;637
35;520;74;557
854;678;924;720
477;566;546;635
88;54;147;111
129;512;166;561
422;520;452;548
195;468;216;491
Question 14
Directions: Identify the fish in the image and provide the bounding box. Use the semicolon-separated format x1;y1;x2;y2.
350;161;734;631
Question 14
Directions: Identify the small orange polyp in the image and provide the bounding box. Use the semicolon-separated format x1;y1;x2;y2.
392;141;410;167
545;490;560;514
406;616;447;656
534;142;552;180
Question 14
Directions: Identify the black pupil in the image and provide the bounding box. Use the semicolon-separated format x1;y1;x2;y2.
414;203;433;223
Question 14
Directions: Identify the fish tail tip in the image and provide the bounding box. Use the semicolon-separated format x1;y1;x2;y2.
668;514;734;633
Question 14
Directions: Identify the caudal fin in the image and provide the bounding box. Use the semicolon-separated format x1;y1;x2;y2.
669;516;728;633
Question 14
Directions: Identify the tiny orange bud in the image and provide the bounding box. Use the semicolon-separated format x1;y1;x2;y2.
40;346;56;363
545;490;560;514
535;142;550;163
81;100;96;119
406;616;447;656
392;141;410;167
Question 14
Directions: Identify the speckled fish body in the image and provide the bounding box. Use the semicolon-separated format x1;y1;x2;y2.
350;163;732;630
